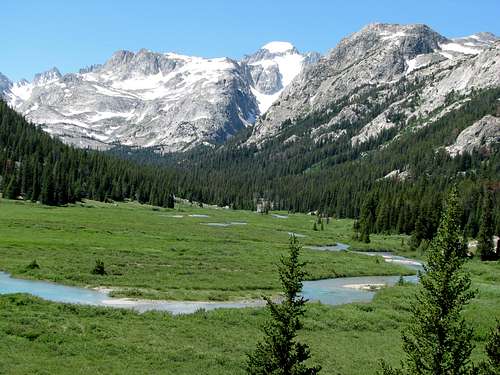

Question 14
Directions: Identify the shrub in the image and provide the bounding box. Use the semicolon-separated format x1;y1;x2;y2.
92;259;107;276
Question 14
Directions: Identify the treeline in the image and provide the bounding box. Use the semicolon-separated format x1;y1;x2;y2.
2;84;499;239
0;100;175;207
111;87;500;236
356;182;500;258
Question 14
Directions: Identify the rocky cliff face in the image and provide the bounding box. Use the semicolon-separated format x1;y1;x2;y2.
2;24;498;153
249;24;499;146
2;44;314;151
446;115;500;156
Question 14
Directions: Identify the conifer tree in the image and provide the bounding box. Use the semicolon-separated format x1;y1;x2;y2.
40;163;55;205
166;193;175;209
3;172;19;199
479;322;500;374
359;196;376;243
382;188;476;375
31;163;41;202
477;192;497;261
352;219;361;241
247;236;321;375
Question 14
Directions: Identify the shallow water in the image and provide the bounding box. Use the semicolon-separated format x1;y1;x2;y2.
304;243;350;252
303;274;418;305
201;222;248;227
0;272;109;305
352;251;424;272
0;272;265;314
0;244;421;314
288;232;306;238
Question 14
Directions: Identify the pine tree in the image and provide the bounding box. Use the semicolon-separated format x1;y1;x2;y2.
359;195;376;243
3;172;20;199
360;223;370;243
375;201;391;233
166;193;175;209
246;236;321;375
382;188;476;375
352;220;361;241
475;321;500;375
477;192;496;261
480;322;500;374
40;163;55;205
31;163;41;202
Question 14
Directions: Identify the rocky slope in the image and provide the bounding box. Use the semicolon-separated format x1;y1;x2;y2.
2;24;498;153
0;73;11;94
249;24;499;146
1;43;315;151
446;115;500;156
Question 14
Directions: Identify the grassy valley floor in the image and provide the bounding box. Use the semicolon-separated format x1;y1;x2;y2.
0;198;498;374
0;199;410;301
0;261;498;375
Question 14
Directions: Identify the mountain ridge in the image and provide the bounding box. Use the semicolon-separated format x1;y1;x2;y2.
1;42;316;152
249;23;499;146
1;23;498;154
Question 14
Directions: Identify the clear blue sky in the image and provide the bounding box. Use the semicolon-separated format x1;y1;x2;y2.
2;0;499;81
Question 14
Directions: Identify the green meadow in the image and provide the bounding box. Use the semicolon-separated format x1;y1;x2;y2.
0;198;498;374
0;198;410;301
0;262;498;375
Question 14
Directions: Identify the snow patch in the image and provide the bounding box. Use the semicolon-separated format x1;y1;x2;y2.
439;51;455;60
88;110;135;122
262;41;295;54
251;87;281;114
439;42;481;55
249;52;304;114
93;84;137;99
380;31;407;41
405;57;419;73
9;81;33;102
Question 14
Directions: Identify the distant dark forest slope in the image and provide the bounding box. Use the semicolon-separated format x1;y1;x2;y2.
0;100;174;207
110;88;500;237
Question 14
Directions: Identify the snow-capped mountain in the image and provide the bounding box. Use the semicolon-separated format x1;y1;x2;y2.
1;43;315;151
242;42;320;113
249;24;499;145
2;24;497;153
0;73;11;95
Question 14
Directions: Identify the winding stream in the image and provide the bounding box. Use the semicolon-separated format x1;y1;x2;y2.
0;244;422;314
0;272;265;314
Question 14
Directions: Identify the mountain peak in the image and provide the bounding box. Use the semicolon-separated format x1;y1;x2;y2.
33;67;61;84
261;41;296;54
0;72;12;95
469;32;498;42
350;23;445;44
361;23;433;33
327;23;447;63
104;50;135;68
